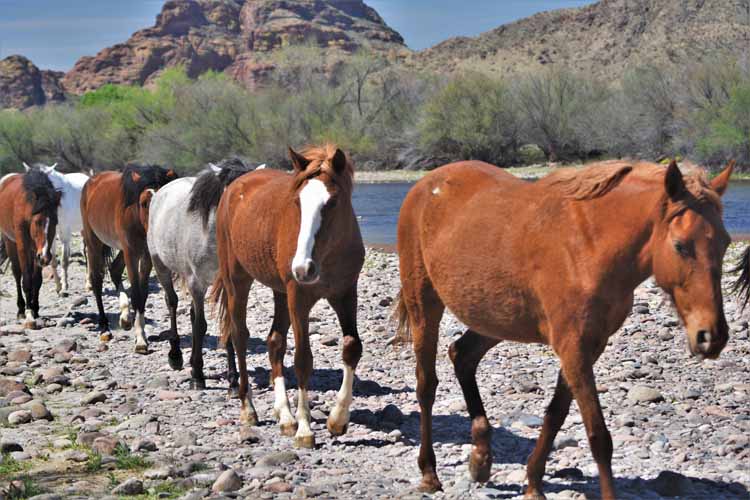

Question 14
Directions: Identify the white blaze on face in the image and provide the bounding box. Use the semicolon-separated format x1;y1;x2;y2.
292;179;331;275
41;218;51;258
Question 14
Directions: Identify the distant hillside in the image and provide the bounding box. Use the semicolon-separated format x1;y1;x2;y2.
0;56;65;109
61;0;409;94
410;0;750;79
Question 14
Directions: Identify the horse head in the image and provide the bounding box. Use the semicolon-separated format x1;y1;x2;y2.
289;145;353;285
651;160;734;359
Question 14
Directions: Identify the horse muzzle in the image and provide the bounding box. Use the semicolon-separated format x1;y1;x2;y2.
292;259;320;285
688;327;728;360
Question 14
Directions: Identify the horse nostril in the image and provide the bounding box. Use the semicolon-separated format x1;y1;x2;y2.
696;330;712;346
307;261;318;279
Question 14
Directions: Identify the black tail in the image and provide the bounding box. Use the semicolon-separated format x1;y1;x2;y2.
187;158;258;228
732;245;750;309
0;242;7;273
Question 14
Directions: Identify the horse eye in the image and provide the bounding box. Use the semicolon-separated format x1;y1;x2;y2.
674;241;691;258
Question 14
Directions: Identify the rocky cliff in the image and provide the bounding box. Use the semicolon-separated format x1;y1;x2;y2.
61;0;408;94
0;56;65;109
411;0;750;79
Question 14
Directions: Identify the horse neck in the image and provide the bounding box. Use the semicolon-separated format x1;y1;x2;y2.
583;186;665;291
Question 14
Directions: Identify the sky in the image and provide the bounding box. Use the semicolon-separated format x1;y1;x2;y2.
0;0;594;71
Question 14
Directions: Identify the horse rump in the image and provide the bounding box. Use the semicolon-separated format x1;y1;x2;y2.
188;158;257;228
732;245;750;309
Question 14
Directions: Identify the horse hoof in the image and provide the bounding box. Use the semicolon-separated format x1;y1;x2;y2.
524;490;547;500
280;422;298;437
134;344;149;355
60;291;69;298
190;379;206;390
120;318;132;330
294;435;315;449
418;476;443;493
469;452;493;483
168;353;184;371
326;419;348;437
227;386;240;400
100;332;113;343
241;411;259;427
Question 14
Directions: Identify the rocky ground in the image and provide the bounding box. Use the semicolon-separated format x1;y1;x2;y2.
1;238;749;500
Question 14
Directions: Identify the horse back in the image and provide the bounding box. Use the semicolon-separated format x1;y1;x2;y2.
0;174;24;239
81;172;132;249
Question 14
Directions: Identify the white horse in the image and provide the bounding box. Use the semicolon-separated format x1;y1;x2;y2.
24;163;90;296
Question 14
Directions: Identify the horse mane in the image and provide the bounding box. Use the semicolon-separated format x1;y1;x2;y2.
539;161;634;200
732;245;750;310
121;164;177;207
292;144;354;193
187;157;257;227
22;168;60;219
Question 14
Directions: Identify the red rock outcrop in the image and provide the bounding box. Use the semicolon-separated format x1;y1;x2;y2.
0;56;65;109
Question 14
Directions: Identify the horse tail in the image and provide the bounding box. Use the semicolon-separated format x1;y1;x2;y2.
188;158;255;228
392;290;412;346
210;276;231;347
732;245;750;309
0;241;7;271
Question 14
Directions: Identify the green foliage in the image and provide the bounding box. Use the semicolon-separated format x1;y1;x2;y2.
0;453;26;478
85;450;102;472
113;444;149;470
697;82;750;162
419;73;521;164
6;476;43;500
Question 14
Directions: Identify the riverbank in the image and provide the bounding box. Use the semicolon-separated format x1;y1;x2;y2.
355;165;560;184
0;239;749;499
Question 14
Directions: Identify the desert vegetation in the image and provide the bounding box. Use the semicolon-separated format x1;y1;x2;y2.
1;47;749;175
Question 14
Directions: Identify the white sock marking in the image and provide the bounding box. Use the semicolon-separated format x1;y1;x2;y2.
274;376;296;427
329;365;354;428
134;311;147;347
296;388;313;439
292;179;330;275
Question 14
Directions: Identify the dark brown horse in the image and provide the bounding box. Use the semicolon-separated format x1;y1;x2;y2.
396;159;734;498
213;145;364;448
0;168;60;328
80;164;177;350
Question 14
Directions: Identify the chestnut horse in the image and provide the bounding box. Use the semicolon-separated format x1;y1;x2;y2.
213;145;364;448
0;168;60;328
396;159;734;498
81;164;177;351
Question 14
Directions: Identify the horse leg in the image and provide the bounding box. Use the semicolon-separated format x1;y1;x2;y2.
48;237;62;295
4;238;25;320
267;291;295;435
287;286;317;449
226;335;240;399
134;253;153;354
60;236;71;296
402;279;445;492
31;263;43;319
525;372;573;499
109;251;131;331
559;341;615;500
123;249;148;354
81;232;91;291
326;285;363;437
87;240;110;337
17;249;37;329
152;255;182;370
227;276;257;425
187;282;207;389
449;330;500;483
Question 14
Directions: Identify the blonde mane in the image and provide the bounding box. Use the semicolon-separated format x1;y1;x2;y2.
292;143;354;193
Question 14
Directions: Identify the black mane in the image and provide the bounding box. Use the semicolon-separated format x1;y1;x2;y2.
22;168;60;220
121;164;178;207
188;158;258;227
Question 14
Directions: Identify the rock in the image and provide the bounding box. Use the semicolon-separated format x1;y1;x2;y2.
23;400;52;421
0;378;27;397
264;481;293;493
77;431;105;447
554;436;579;450
0;55;65;109
54;352;73;363
82;391;107;405
92;436;122;456
649;471;692;497
146;375;169;389
8;410;32;425
46;383;63;394
256;451;299;468
157;390;186;400
211;469;243;493
0;441;23;453
553;467;585;480
239;427;261;444
505;469;527;483
8;350;31;363
131;438;157;452
144;466;174;480
627;385;664;403
175;430;198;447
111;478;144;496
321;335;338;346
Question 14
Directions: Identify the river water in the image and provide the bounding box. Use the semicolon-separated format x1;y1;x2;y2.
353;180;750;246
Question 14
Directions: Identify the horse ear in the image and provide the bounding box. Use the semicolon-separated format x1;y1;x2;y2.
209;163;222;175
256;164;267;170
23;162;31;172
50;163;58;171
665;159;685;200
166;169;176;179
131;171;142;183
331;149;347;174
289;147;310;172
711;159;734;197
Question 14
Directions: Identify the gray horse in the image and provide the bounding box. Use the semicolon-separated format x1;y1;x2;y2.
147;159;260;390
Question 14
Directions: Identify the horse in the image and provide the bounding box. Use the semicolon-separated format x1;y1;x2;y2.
212;145;365;448
395;159;734;498
147;158;260;389
0;167;61;328
23;162;90;296
81;164;177;351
